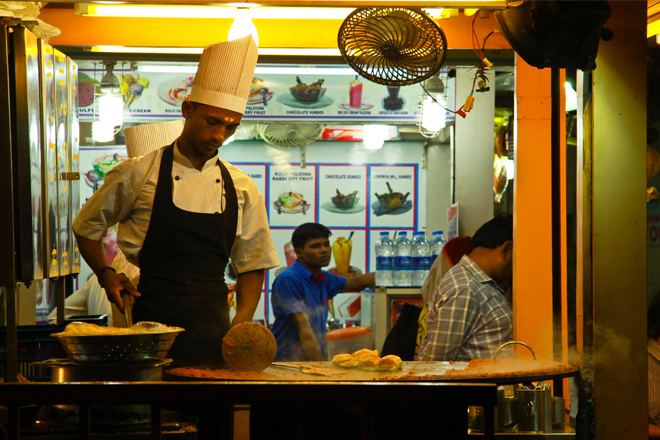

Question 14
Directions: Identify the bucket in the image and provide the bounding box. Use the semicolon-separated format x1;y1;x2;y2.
517;385;551;432
325;326;374;360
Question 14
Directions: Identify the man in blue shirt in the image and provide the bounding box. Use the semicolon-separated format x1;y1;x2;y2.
272;223;375;361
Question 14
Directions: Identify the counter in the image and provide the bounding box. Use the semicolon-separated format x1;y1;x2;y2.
0;380;498;440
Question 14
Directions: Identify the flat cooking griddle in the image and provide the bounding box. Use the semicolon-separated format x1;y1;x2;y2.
165;361;579;384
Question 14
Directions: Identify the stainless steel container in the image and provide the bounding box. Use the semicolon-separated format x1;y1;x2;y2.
551;396;565;427
517;385;551;432
468;387;517;432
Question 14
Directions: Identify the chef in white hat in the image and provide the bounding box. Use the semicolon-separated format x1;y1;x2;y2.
73;36;279;367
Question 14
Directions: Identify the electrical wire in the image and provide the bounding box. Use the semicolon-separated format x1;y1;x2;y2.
421;83;459;114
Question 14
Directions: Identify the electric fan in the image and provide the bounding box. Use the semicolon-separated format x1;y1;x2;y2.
338;7;447;86
257;124;325;167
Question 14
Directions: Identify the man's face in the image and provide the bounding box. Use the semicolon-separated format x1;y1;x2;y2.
295;236;331;269
181;101;242;156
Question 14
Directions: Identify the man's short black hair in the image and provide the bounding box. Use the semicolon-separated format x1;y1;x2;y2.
649;292;660;340
470;213;513;249
291;223;332;249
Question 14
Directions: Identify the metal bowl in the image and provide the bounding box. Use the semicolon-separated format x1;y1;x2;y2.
54;331;183;363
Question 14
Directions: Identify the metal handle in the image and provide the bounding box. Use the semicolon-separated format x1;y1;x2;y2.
494;341;537;360
121;290;133;327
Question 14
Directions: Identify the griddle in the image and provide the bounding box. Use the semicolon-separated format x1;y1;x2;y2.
165;361;579;384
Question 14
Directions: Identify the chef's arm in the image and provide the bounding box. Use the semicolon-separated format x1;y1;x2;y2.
342;272;375;293
74;232;140;312
231;269;264;327
290;312;324;361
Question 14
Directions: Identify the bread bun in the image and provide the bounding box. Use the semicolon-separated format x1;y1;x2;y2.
358;355;381;371
352;349;378;361
377;355;403;371
332;353;354;365
339;358;359;368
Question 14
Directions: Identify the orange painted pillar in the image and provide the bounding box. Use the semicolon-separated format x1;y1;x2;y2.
512;56;554;361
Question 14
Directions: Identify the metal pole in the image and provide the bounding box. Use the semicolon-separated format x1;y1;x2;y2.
551;67;563;396
5;284;17;382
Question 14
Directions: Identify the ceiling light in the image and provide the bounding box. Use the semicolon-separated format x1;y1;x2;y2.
420;96;447;135
91;46;341;57
464;8;479;16
137;65;198;73
657;33;660;45
77;4;356;20
91;46;204;54
228;8;259;46
92;121;116;143
137;65;357;75
98;91;123;127
363;125;389;150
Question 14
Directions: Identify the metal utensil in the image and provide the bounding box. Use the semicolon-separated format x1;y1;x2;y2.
121;290;133;327
270;363;347;377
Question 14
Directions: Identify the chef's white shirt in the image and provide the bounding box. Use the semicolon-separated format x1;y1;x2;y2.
73;143;279;274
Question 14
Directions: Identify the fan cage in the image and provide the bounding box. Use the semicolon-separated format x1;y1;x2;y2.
338;7;447;87
257;124;325;150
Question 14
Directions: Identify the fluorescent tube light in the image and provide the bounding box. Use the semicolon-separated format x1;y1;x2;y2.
137;65;357;75
80;4;357;20
92;46;341;56
137;65;198;73
92;46;204;54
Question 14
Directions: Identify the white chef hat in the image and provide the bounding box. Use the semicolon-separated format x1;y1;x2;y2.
189;35;258;115
123;120;184;158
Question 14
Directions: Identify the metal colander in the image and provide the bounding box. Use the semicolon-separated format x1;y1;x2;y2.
53;331;183;363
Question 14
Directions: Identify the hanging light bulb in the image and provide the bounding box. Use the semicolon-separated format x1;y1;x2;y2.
92;121;115;142
363;125;389;150
421;96;447;132
98;90;124;127
228;8;259;46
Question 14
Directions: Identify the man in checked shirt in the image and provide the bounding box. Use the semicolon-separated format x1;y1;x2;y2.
418;213;514;361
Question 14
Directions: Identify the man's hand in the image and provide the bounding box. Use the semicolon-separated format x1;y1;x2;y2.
290;312;324;361
74;231;141;314
99;269;141;313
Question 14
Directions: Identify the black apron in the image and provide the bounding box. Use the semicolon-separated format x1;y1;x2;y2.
134;144;238;367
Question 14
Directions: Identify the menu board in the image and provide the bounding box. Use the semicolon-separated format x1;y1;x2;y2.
369;165;417;228
77;70;442;123
268;165;318;226
318;165;368;227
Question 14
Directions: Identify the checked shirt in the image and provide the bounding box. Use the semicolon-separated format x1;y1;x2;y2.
418;255;512;361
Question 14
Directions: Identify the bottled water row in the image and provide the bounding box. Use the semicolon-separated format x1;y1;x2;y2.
375;231;447;287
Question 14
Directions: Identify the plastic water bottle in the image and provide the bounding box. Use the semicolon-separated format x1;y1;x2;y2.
430;231;447;266
375;232;393;287
411;232;431;286
393;232;412;287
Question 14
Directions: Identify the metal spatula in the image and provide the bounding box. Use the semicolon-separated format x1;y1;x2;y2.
121;290;133;327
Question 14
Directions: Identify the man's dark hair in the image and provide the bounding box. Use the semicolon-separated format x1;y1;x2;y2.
292;223;332;249
649;292;660;340
470;213;513;249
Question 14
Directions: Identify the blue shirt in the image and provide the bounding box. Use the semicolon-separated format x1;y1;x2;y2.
271;261;347;361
